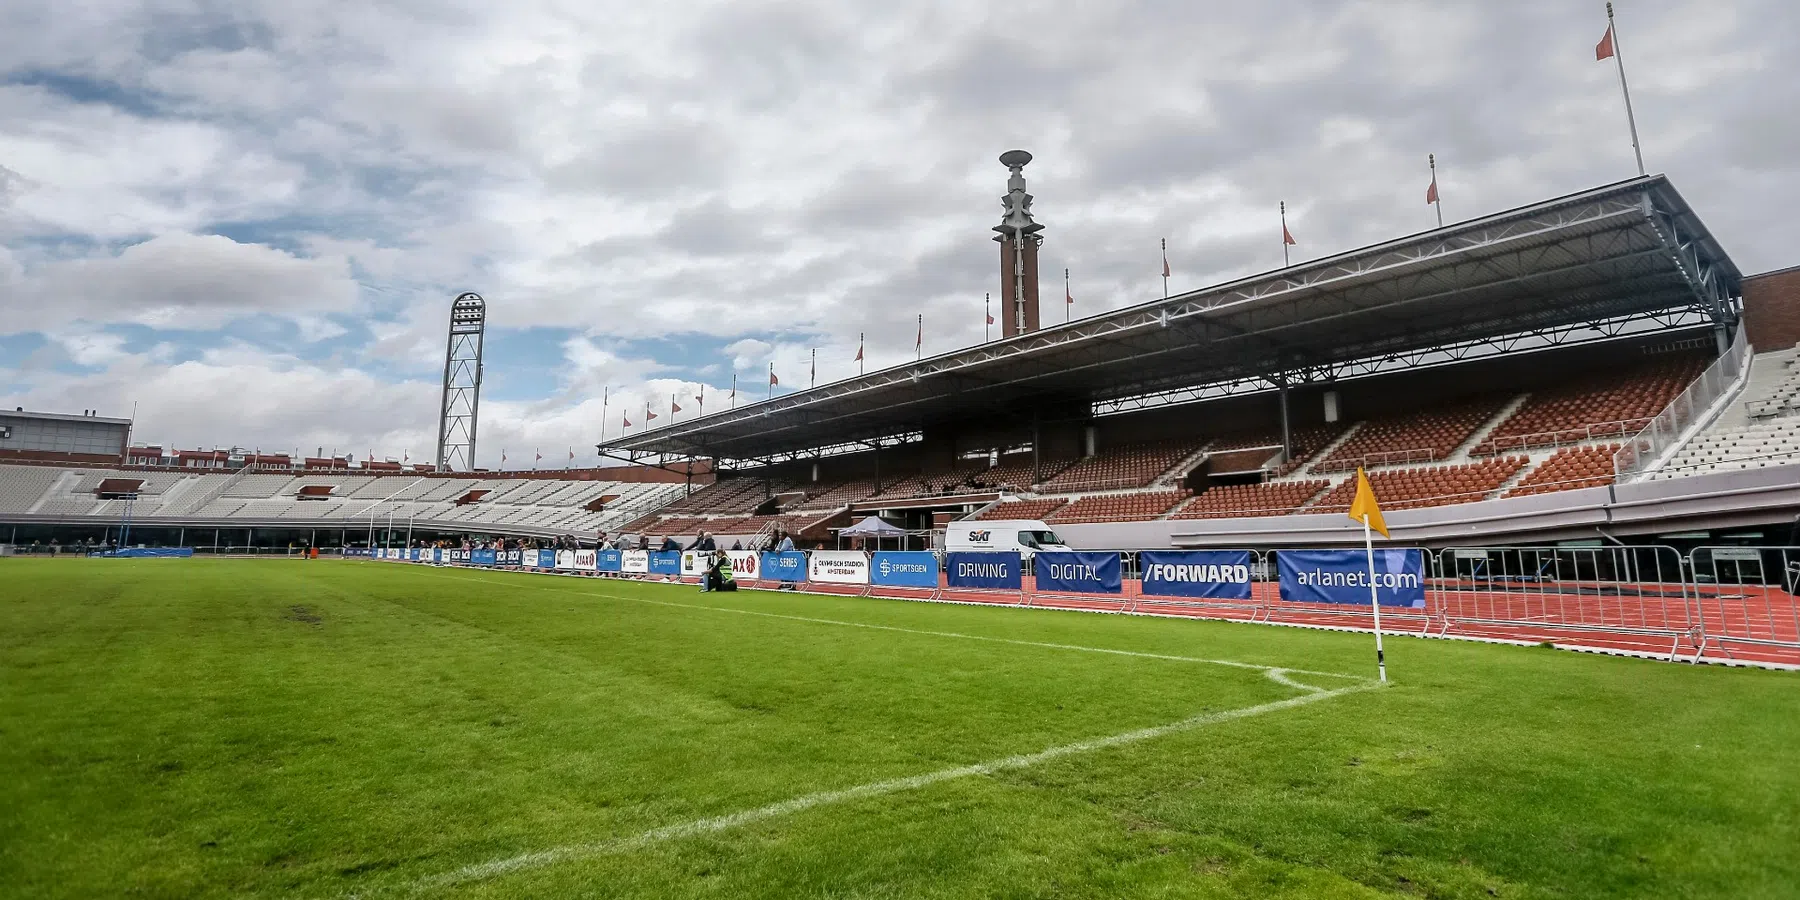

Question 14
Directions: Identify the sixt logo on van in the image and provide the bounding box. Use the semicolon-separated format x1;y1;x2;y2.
967;530;991;542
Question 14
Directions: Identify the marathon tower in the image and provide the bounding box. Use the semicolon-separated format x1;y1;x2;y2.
993;150;1044;337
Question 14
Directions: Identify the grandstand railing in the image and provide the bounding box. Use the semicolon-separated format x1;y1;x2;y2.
1312;447;1436;474
1614;327;1751;482
1474;418;1652;456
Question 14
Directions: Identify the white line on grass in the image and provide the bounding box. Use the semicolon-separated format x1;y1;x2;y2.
400;567;1366;681
397;672;1373;894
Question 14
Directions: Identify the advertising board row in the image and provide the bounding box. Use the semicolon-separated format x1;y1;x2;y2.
361;546;1425;607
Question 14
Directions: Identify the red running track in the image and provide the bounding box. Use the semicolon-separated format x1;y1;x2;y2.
732;575;1800;669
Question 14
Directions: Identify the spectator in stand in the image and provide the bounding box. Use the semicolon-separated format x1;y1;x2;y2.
636;534;650;551
731;539;743;551
687;530;716;552
775;530;795;552
658;535;681;552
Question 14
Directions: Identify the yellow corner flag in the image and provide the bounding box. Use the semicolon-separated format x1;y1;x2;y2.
1347;467;1389;538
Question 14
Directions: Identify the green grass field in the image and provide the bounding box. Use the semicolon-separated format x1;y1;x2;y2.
2;559;1797;899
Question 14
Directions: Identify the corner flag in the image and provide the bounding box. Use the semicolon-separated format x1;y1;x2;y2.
1347;466;1390;683
1347;467;1388;537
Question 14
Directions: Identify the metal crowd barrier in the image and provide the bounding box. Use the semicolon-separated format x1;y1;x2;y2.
358;543;1799;665
1687;546;1800;659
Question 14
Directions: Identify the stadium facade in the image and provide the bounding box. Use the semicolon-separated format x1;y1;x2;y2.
3;175;1799;556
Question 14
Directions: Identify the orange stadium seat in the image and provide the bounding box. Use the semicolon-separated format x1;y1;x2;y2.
1046;490;1189;524
1171;481;1330;518
1310;457;1529;513
1476;356;1705;454
1505;444;1621;497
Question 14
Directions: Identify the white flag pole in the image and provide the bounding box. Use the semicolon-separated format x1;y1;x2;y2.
1363;513;1388;683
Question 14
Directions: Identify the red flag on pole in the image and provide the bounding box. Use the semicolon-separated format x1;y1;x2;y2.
646;407;658;421
855;340;863;362
916;314;922;353
672;397;682;414
986;311;995;325
1425;176;1438;204
1162;248;1171;278
1596;24;1615;60
622;413;631;428
1282;222;1297;246
769;368;778;387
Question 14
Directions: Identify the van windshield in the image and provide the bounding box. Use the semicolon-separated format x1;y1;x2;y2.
1017;530;1065;548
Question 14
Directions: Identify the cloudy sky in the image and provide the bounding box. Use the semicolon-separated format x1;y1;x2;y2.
1;0;1794;468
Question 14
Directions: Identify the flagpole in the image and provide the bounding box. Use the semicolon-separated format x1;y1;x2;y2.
810;348;816;388
731;373;737;408
1429;153;1444;228
1607;3;1646;176
1363;514;1388;683
600;386;608;445
985;293;991;342
1280;202;1290;268
768;362;774;399
859;332;865;375
1064;268;1071;323
916;313;922;360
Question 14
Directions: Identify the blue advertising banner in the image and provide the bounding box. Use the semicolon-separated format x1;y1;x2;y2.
759;551;809;582
471;549;497;566
534;549;554;569
1277;549;1426;608
649;551;682;575
1034;551;1122;594
597;549;622;572
945;552;1021;590
411;549;422;561
431;549;443;563
870;551;939;588
1140;550;1255;600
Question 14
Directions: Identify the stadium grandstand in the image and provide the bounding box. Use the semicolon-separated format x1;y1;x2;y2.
594;175;1800;551
4;175;1799;555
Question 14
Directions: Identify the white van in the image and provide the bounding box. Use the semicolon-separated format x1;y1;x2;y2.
945;519;1072;561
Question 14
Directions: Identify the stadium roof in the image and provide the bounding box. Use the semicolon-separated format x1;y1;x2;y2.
602;174;1741;462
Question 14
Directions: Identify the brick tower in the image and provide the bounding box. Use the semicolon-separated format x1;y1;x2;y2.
993;150;1044;337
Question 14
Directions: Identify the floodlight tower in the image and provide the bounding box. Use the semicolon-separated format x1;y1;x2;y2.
993;150;1044;337
435;292;486;472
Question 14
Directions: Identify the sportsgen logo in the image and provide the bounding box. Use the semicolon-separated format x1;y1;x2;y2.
878;557;929;577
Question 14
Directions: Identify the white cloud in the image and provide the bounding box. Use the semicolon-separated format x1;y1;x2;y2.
2;233;359;333
0;0;1794;462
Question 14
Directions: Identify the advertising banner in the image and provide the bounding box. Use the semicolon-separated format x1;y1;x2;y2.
450;549;467;563
534;549;554;569
574;549;596;569
1277;549;1426;608
500;550;522;566
1034;551;1122;594
649;551;682;575
1139;550;1255;600
945;552;1021;590
386;549;401;560
471;549;497;566
809;551;870;585
726;550;761;580
870;551;938;588
556;550;577;571
681;551;708;577
431;549;443;563
760;551;809;582
622;549;650;574
598;549;622;572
